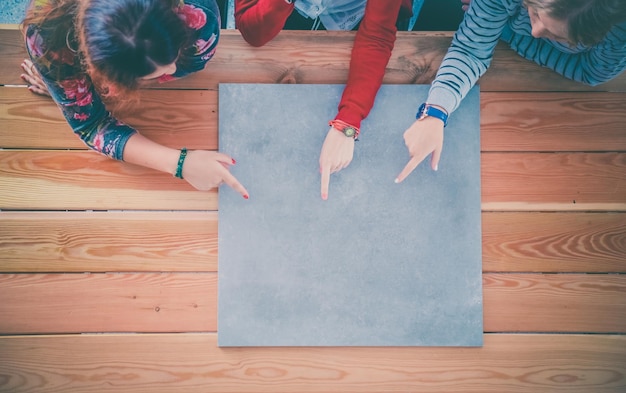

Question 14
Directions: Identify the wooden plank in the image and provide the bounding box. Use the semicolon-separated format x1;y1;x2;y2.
0;333;624;393
0;150;217;210
0;273;216;334
481;152;626;211
0;29;26;86
3;29;625;91
482;212;626;273
2;151;624;211
484;273;626;333
3;89;626;152
1;212;623;273
480;92;626;152
0;211;218;272
0;273;623;334
0;87;75;148
0;88;217;150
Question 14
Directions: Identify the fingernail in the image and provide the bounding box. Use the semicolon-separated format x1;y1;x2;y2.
243;194;249;200
394;178;400;184
434;164;438;171
231;158;236;165
322;193;327;200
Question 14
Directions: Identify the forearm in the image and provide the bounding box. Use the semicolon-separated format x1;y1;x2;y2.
122;133;181;176
505;23;626;86
427;0;510;114
335;0;402;129
235;0;294;46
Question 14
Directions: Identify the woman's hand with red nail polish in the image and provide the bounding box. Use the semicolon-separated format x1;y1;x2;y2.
181;150;249;197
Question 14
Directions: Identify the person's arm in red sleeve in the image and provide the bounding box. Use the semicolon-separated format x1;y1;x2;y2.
319;0;404;200
335;0;403;128
235;0;295;47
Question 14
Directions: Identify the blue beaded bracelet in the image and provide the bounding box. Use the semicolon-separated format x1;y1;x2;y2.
174;148;187;179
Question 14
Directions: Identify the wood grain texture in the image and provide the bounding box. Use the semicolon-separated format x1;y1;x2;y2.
0;88;217;150
0;273;623;334
481;152;626;211
3;29;625;91
483;273;626;333
0;273;216;334
3;89;625;152
1;333;624;393
0;151;216;210
0;211;218;272
482;212;626;273
1;211;623;273
2;25;626;393
480;92;626;152
2;151;624;211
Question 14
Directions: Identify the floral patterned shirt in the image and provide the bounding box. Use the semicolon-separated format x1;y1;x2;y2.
25;0;220;160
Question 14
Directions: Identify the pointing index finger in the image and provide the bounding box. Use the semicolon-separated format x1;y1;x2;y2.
395;157;421;184
320;164;330;200
221;167;249;199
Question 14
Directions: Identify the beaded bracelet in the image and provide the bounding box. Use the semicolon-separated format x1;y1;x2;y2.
328;119;360;140
174;148;187;179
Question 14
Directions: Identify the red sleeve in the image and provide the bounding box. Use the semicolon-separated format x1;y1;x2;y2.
235;0;295;47
334;0;404;130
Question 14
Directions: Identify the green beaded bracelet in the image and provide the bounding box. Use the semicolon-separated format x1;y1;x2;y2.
174;148;187;179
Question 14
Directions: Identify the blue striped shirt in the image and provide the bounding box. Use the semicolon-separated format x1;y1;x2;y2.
427;0;626;114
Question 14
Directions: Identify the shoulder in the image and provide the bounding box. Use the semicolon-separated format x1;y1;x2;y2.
472;0;523;14
177;0;220;36
25;24;82;80
178;0;220;49
180;0;220;25
25;25;46;59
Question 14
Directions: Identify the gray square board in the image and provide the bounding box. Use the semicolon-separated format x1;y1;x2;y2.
218;84;482;347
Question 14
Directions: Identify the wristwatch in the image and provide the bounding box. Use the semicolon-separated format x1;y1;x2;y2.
329;119;360;140
340;126;357;138
416;103;448;127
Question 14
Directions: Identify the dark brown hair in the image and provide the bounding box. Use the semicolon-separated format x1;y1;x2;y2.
22;0;190;99
524;0;626;46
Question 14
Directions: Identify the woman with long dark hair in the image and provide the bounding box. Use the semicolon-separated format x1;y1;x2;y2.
21;0;248;197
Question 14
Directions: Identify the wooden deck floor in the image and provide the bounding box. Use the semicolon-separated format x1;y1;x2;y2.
1;27;625;392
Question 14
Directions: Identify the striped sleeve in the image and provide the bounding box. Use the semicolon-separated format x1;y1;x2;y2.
505;22;626;86
426;0;513;114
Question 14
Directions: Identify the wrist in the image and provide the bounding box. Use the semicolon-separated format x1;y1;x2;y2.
173;148;188;179
329;119;360;140
416;103;448;127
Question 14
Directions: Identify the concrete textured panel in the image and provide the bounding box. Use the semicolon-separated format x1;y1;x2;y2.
218;84;482;347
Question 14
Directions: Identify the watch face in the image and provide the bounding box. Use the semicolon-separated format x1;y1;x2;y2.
343;127;356;138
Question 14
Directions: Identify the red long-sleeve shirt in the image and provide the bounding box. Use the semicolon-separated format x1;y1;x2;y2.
235;0;412;129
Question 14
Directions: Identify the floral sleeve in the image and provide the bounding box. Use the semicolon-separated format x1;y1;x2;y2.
25;25;136;160
25;0;222;159
158;0;221;83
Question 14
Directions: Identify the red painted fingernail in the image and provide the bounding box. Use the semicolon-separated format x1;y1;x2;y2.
231;158;236;164
243;194;249;200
